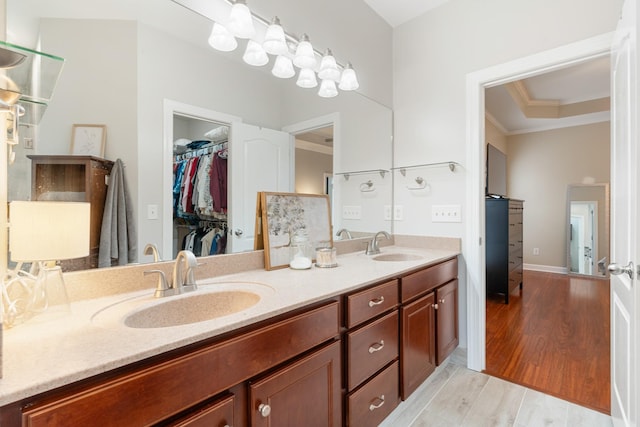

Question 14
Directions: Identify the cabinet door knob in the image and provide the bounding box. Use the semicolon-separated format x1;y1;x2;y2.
433;303;439;310
368;340;385;354
439;298;445;304
369;395;385;411
368;296;385;307
258;403;271;417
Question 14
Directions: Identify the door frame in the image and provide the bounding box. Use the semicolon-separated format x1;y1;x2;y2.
464;33;614;371
162;99;241;260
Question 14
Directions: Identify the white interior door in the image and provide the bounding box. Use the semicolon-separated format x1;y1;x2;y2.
609;1;638;425
227;123;293;253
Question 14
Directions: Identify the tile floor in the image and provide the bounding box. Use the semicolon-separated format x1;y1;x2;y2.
379;352;612;427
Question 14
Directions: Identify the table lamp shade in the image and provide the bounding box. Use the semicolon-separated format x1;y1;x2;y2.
9;201;90;262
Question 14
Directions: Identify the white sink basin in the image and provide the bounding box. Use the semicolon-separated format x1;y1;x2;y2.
91;282;274;329
372;253;424;262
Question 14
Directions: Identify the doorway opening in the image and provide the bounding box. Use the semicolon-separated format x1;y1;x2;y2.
464;33;614;372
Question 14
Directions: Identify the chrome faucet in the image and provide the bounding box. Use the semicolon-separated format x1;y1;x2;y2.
336;228;353;240
366;231;391;255
144;250;198;298
143;243;161;262
172;250;198;293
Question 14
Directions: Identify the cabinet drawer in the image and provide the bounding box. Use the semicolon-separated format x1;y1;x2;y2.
169;394;234;427
401;258;457;302
347;361;400;427
347;311;399;391
346;279;398;328
22;301;340;427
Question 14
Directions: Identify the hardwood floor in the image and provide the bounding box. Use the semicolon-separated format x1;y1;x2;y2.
485;270;610;414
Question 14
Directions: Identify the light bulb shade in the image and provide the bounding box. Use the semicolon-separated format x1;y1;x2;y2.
243;40;268;66
263;17;288;55
339;63;359;91
9;201;90;261
227;0;255;39
296;68;318;88
293;34;317;69
208;22;237;52
272;55;295;78
318;49;341;81
318;79;338;98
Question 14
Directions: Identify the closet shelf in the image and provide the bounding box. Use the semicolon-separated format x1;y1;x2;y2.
335;169;388;180
392;161;460;176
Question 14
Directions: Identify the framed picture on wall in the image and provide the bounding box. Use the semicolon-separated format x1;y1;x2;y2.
70;124;107;157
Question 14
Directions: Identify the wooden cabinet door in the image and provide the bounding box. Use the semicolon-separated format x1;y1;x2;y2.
436;279;459;365
400;292;436;400
249;340;341;427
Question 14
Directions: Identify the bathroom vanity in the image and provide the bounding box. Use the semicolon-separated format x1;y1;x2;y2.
0;241;459;426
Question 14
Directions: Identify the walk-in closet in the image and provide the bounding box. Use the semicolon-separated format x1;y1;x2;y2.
172;114;229;259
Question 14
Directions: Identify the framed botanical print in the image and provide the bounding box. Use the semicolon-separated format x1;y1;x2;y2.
71;124;106;157
258;192;333;270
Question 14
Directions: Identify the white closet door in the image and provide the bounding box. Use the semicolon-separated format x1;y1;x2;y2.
227;123;293;253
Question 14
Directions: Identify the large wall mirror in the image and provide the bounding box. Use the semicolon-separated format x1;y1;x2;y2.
566;183;609;277
6;0;393;270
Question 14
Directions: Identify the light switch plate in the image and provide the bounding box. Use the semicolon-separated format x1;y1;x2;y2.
432;205;462;223
342;205;362;220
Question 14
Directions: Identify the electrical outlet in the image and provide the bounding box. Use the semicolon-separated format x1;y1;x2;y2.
23;137;34;149
342;205;362;220
533;248;540;255
394;205;404;221
432;204;462;223
384;205;392;220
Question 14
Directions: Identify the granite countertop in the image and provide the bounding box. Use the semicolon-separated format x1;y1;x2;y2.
0;244;459;406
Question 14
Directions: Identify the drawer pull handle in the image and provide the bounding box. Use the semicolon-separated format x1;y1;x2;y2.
368;340;385;354
369;395;385;411
368;296;385;307
258;403;271;418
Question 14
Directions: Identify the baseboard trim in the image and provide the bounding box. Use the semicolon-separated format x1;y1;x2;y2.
523;264;568;274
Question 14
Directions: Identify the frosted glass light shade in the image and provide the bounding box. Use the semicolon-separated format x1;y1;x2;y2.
263;17;288;55
318;49;340;82
339;62;359;91
296;68;318;88
208;22;237;52
293;34;316;69
243;40;268;66
9;201;90;261
227;0;255;39
272;55;295;78
318;79;338;98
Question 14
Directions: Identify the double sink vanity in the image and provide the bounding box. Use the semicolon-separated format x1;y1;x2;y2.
0;235;460;426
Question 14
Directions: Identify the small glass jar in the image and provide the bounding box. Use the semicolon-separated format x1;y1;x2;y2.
289;230;313;269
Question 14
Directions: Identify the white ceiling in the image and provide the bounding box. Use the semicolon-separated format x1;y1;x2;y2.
363;0;449;27
485;56;611;135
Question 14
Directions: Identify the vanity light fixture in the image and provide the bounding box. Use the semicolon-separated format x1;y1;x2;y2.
208;22;237;52
318;49;341;82
296;68;318;88
339;62;359;91
318;79;338;98
174;0;361;98
272;55;295;79
263;16;288;55
227;0;255;39
242;39;269;66
293;34;317;69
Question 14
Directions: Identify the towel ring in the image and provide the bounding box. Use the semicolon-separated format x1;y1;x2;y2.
407;176;427;190
360;180;375;192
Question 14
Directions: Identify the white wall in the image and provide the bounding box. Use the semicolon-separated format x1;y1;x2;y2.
507;121;610;270
295;148;332;194
393;0;623;347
